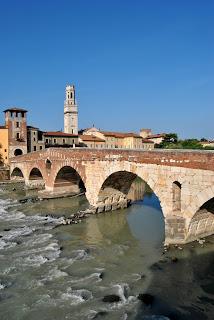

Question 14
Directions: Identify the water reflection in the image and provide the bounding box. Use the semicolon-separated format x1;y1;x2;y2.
128;178;153;202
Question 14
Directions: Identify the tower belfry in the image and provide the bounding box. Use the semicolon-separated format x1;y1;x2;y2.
64;85;78;134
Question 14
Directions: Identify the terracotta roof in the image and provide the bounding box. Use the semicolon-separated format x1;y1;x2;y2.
44;131;78;137
147;133;166;139
3;107;27;113
80;135;105;142
101;131;142;138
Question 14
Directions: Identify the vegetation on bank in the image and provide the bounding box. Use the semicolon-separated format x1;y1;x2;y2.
156;133;214;150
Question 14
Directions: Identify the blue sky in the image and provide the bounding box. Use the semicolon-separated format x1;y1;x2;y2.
0;0;213;139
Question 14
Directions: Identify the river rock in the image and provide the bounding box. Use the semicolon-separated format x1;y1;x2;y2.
171;257;178;263
19;199;27;204
137;293;154;305
92;311;108;319
102;294;121;303
197;239;205;245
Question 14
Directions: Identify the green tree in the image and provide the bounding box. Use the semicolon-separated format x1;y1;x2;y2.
163;133;178;143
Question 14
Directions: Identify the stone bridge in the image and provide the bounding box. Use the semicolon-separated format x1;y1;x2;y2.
10;148;214;245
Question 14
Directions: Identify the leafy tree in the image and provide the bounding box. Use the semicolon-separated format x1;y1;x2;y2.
163;133;178;143
157;134;205;150
180;139;203;149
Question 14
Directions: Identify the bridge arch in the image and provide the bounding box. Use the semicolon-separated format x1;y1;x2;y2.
95;169;164;216
53;165;86;194
29;168;44;180
11;167;25;181
185;185;214;241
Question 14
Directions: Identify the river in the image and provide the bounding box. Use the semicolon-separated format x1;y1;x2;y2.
0;182;213;320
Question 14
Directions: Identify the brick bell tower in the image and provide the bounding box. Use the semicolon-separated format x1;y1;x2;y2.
64;85;78;134
4;107;28;158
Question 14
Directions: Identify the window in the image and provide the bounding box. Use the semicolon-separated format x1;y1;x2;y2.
172;181;181;214
34;146;36;151
40;146;43;150
5;156;7;159
63;139;65;144
54;139;56;143
33;138;36;141
46;139;49;143
16;122;20;128
34;132;36;135
16;132;20;139
4;149;7;152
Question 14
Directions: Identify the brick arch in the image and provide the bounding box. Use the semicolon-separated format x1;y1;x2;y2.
29;167;44;180
52;163;86;190
11;166;26;181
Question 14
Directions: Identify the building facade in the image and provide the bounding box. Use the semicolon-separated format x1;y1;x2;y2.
64;85;78;135
27;126;45;152
27;127;79;153
4;108;28;158
81;127;154;150
44;131;78;147
79;134;106;148
0;126;9;165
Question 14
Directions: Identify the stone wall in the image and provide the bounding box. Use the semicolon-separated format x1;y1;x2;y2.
0;168;10;181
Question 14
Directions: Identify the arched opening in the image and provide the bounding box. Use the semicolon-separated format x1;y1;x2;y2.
97;171;137;210
187;197;214;241
11;167;24;181
96;170;164;245
14;149;23;156
97;170;161;212
29;168;43;180
28;167;45;189
172;181;181;214
54;166;86;195
46;159;52;171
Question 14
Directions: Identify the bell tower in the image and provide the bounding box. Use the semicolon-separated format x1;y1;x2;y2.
64;85;78;134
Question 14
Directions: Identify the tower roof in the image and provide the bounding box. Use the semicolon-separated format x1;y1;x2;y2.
3;107;28;113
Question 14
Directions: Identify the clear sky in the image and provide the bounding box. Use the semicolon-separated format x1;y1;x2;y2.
0;0;213;139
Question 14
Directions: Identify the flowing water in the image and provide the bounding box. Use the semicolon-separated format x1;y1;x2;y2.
0;183;213;320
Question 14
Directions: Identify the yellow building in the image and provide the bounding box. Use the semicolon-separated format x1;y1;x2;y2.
79;134;106;148
0;126;9;165
82;128;154;150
